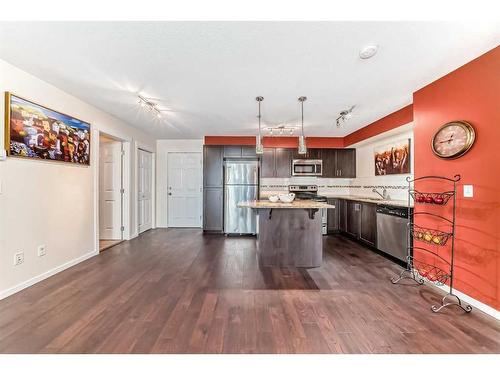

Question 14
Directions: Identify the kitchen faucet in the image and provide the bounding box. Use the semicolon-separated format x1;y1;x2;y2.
373;188;389;200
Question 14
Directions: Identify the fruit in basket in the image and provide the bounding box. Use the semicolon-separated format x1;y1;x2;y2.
433;196;444;205
424;196;434;204
424;232;433;242
432;236;441;245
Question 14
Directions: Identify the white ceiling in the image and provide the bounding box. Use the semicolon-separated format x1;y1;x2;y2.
0;22;499;139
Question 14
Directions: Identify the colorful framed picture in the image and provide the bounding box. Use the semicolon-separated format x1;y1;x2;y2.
374;139;410;175
4;92;91;165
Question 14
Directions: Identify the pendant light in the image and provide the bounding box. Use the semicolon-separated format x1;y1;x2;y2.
298;96;307;155
255;96;264;154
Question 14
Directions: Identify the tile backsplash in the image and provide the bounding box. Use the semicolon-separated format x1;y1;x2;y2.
260;175;410;200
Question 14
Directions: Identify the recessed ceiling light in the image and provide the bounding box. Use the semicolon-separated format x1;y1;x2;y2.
359;45;378;59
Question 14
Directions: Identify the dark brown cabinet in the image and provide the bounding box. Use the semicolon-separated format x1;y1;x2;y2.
261;148;276;178
203;146;224;232
338;199;347;232
241;146;257;157
337;199;377;247
275;148;293;177
223;146;242;158
359;202;377;247
322;149;337;178
203;188;223;232
336;149;356;178
320;149;356;178
223;146;257;158
292;148;322;160
327;198;339;233
346;201;361;238
203;146;223;187
261;148;292;178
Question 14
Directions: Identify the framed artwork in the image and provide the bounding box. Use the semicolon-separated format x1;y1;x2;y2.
374;138;410;175
4;92;91;165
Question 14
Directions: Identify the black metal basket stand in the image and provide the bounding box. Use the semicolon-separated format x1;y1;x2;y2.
391;174;472;313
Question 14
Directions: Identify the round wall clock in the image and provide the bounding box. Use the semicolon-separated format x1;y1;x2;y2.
431;121;476;159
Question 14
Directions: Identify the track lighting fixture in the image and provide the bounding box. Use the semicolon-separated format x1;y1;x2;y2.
335;105;355;127
138;94;167;121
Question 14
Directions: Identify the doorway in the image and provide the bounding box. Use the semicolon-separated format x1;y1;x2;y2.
167;152;202;227
98;133;124;251
138;149;153;234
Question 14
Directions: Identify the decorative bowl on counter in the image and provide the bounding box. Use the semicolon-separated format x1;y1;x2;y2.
278;193;295;203
268;195;279;203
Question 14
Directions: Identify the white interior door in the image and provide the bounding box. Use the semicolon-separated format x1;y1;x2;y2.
138;149;153;234
167;152;202;227
99;141;122;240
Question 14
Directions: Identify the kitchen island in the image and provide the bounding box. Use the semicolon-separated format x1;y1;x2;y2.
238;200;335;268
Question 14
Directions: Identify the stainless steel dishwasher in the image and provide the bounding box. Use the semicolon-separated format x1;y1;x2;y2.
376;205;409;262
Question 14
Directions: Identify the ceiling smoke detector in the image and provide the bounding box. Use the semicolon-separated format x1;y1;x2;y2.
359;45;378;59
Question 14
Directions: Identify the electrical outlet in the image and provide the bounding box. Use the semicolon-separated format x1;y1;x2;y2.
13;251;24;266
37;245;46;257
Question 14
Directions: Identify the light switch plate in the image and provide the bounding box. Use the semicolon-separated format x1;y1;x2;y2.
463;185;474;198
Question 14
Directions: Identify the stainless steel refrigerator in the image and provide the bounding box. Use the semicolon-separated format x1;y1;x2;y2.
224;160;259;234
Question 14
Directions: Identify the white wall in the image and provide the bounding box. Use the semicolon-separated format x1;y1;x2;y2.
349;123;414;200
0;59;155;299
156;139;203;227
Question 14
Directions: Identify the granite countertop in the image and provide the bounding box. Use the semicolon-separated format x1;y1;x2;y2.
238;200;335;209
259;192;411;208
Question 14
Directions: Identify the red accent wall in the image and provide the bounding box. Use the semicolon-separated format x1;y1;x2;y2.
343;104;413;146
413;46;500;310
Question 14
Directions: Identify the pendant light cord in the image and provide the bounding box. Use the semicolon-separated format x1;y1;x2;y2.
258;100;261;136
301;100;304;136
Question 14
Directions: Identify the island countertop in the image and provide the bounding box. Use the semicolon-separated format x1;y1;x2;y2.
238;199;335;209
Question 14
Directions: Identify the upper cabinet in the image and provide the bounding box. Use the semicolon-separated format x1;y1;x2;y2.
261;147;292;178
203;146;224;187
223;146;242;158
322;149;337;178
322;148;356;178
205;145;354;181
336;149;356;178
223;145;257;158
260;148;276;178
275;148;293;178
241;146;257;157
292;148;322;160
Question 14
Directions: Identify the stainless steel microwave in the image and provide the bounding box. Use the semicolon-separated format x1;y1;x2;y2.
291;159;323;176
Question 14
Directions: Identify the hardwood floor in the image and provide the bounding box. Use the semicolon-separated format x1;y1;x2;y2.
0;229;499;353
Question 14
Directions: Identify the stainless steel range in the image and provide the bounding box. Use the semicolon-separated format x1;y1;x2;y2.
288;185;328;234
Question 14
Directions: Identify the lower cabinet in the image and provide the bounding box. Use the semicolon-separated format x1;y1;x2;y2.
338;199;347;232
327;198;339;233
336;199;377;248
346;201;361;238
359;202;377;247
203;187;223;232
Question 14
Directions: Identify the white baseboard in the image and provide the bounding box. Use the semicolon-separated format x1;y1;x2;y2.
0;250;99;300
426;280;500;320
